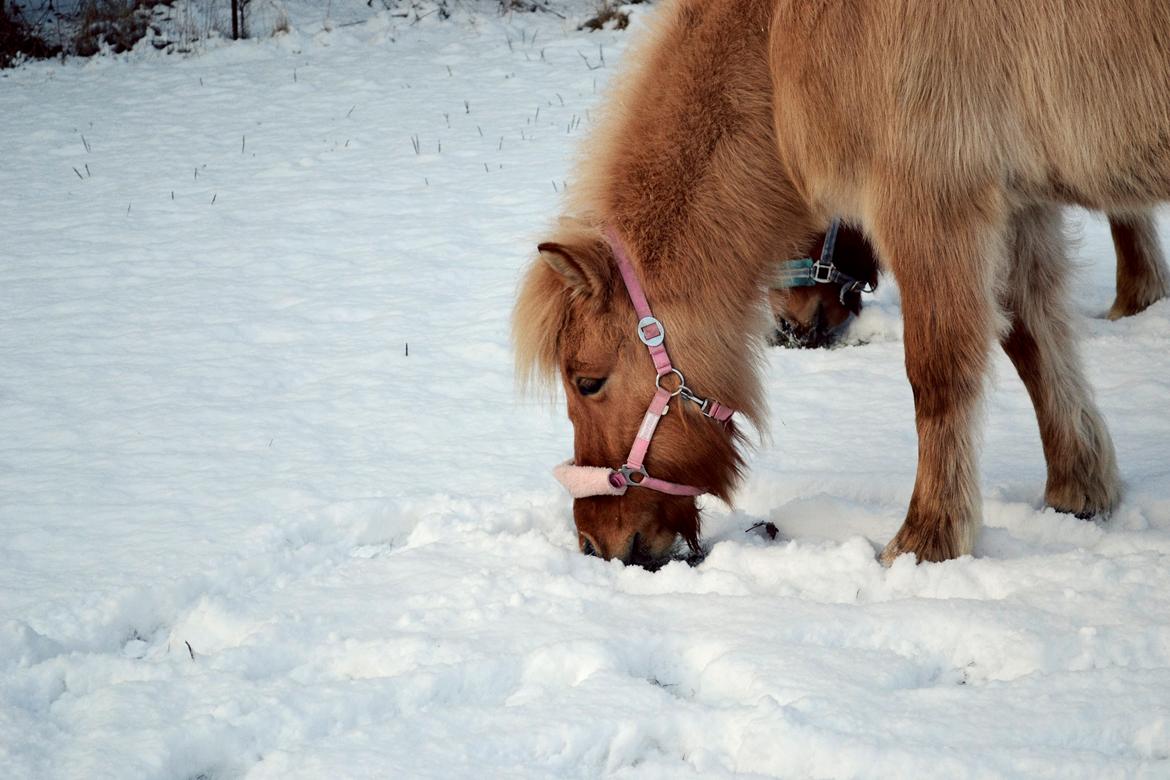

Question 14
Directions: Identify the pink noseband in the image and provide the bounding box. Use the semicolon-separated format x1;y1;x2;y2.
552;227;736;499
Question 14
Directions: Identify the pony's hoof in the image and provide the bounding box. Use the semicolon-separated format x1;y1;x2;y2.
879;518;972;566
1107;288;1166;319
1045;483;1118;521
878;539;912;567
1049;503;1105;522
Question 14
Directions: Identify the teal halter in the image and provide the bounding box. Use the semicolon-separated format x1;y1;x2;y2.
776;219;876;303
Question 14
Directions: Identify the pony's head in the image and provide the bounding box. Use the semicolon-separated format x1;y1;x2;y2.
514;220;756;567
768;224;880;348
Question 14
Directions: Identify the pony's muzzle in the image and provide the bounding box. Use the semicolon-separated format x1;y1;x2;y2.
577;529;643;564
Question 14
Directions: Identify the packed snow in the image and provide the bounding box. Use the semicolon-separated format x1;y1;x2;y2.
2;2;1170;777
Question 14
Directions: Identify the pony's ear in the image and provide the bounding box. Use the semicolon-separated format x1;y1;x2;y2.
537;239;611;298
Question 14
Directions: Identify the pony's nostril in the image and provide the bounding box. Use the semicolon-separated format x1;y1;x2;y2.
629;532;642;559
579;534;600;557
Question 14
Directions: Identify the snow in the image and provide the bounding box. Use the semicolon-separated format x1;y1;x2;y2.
3;3;1170;777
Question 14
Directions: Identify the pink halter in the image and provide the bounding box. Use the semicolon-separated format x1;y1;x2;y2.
553;227;736;499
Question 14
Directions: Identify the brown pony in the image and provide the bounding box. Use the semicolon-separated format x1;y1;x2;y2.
515;0;1170;565
772;213;1168;348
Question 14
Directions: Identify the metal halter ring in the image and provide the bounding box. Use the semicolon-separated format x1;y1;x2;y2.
619;464;648;485
654;368;686;396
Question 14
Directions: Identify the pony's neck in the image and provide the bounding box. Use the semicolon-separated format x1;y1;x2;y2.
571;0;809;304
568;0;812;421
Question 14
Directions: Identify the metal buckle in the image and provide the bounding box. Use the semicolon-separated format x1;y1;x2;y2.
837;277;876;304
619;464;648;486
654;368;686;396
811;260;837;285
637;315;665;347
678;385;709;414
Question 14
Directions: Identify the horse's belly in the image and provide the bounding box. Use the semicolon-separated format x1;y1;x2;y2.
1008;128;1170;211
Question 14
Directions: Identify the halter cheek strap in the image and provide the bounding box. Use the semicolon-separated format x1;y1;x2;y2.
552;228;736;499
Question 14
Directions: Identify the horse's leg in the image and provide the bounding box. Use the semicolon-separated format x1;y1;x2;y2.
1002;205;1120;517
871;189;1005;564
1107;209;1168;320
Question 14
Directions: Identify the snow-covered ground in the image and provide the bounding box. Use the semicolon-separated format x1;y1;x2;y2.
3;3;1170;777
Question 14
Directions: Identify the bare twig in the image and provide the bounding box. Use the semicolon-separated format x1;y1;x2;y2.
745;521;779;540
578;50;601;70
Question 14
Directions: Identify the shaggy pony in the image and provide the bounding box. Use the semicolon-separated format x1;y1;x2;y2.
516;0;1168;564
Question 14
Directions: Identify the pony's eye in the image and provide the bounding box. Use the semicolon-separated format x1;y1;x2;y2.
576;376;607;396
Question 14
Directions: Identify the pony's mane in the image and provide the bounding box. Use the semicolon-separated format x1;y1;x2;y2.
516;0;815;434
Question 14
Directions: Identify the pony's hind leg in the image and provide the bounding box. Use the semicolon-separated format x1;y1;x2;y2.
1001;205;1120;517
1107;209;1168;320
872;187;1006;564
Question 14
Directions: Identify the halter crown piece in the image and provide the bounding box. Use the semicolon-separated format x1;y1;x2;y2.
552;227;736;499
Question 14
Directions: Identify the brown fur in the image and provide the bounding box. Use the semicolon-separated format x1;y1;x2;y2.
1109;210;1170;318
1001;206;1120;521
515;0;1169;564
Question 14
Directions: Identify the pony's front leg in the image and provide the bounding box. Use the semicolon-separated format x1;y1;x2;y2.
872;191;1007;564
1107;209;1168;320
